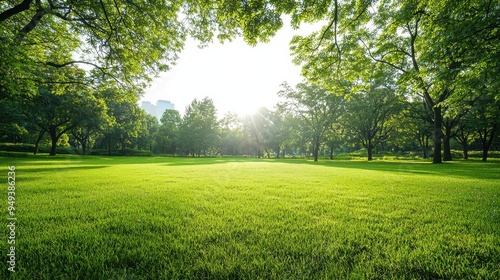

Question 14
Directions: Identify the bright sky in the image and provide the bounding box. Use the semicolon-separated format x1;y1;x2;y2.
141;18;321;117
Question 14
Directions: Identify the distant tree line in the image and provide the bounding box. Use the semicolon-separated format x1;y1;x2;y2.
2;79;498;161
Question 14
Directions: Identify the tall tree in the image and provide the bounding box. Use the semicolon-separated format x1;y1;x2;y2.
268;107;293;158
404;98;434;159
70;91;109;155
471;94;500;161
278;82;344;162
453;113;477;160
179;97;219;157
136;114;159;151
156;109;181;155
104;97;145;152
21;67;91;156
218;112;244;156
344;76;402;160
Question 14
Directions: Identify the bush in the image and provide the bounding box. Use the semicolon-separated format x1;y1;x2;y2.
0;143;153;156
0;142;36;153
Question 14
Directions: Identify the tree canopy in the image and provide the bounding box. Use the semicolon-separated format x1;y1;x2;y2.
1;0;499;161
0;0;297;97
289;0;500;163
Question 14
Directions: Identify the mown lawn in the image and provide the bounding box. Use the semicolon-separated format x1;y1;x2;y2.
1;155;499;279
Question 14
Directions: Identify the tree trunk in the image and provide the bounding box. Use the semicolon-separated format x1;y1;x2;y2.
0;0;33;23
49;127;58;156
462;142;468;160
482;142;488;162
276;145;281;159
34;129;45;155
108;137;111;156
82;139;87;155
443;126;452;161
367;144;373;161
424;136;429;159
330;142;334;160
367;138;373;161
420;134;428;159
433;106;443;164
481;127;496;162
313;138;320;162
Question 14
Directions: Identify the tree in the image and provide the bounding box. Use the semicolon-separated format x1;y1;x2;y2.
156;109;181;154
179;97;219;157
70;92;109;155
242;108;268;158
404;98;434;159
0;1;80;97
0;95;31;143
278;82;344;162
104;97;145;153
453;113;477;160
23;88;76;156
20;66;94;156
218;112;244;156
268;107;294;158
324;121;345;160
344;74;402;160
471;95;500;161
136;114;159;151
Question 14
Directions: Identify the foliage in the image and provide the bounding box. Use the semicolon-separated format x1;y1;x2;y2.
0;0;302;96
20;67;95;155
156;109;182;154
289;0;500;163
2;0;499;162
218;112;244;156
104;97;146;151
179;97;219;156
344;72;403;160
278;82;345;161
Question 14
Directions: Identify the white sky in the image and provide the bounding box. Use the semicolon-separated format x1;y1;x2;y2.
141;18;321;117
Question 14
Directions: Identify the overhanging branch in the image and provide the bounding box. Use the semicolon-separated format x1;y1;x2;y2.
0;0;34;22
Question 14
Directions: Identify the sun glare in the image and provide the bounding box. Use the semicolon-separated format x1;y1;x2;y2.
218;96;261;117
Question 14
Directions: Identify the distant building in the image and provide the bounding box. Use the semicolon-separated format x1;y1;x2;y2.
141;101;156;117
140;100;175;123
155;100;175;120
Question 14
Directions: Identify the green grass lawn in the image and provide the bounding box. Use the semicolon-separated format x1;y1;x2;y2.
1;155;499;279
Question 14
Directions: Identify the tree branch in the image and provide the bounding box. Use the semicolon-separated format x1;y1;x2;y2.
18;0;45;41
46;60;104;69
0;0;34;22
359;38;407;73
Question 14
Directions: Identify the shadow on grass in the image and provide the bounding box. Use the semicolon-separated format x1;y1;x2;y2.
272;158;500;180
154;157;500;180
22;165;110;173
160;157;261;166
4;153;499;181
